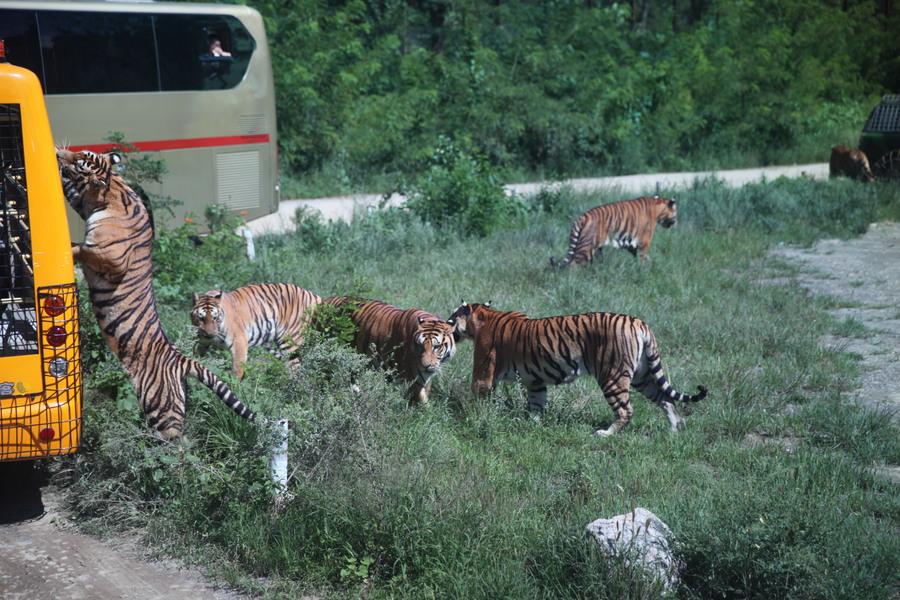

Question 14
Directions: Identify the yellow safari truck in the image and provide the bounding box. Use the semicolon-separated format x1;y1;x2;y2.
0;42;81;462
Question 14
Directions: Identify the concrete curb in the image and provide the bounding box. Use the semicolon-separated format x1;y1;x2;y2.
246;163;829;236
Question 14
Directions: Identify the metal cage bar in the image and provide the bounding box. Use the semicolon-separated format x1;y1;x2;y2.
0;103;38;357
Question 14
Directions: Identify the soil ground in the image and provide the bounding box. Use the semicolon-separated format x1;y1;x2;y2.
770;222;900;421
771;222;900;484
0;461;245;599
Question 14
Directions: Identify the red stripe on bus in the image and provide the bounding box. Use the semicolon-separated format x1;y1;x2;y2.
68;134;270;153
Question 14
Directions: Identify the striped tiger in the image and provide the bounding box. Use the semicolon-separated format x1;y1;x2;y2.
57;149;254;439
326;297;456;404
550;195;678;268
447;302;707;435
191;283;322;379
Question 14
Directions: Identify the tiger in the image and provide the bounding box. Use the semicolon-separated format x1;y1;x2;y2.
550;195;678;268
829;145;875;182
191;283;322;379
447;302;707;436
325;297;456;404
56;149;254;439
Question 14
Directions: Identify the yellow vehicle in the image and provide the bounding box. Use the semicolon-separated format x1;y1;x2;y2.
0;43;81;462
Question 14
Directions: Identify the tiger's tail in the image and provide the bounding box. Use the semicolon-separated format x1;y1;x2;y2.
187;358;255;420
549;213;585;269
643;330;707;404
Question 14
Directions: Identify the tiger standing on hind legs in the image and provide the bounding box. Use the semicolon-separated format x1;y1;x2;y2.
550;195;678;268
57;149;254;440
447;302;707;436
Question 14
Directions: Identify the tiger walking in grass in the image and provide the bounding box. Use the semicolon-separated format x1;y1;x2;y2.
191;283;322;379
550;195;678;268
325;297;456;404
447;302;706;435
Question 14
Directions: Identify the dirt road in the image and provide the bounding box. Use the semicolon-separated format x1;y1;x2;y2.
0;462;243;600
247;162;828;233
771;222;900;421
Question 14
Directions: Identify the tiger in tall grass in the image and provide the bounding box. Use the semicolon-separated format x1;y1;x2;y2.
447;302;706;435
57;149;254;439
326;297;456;404
191;283;322;379
550;195;678;268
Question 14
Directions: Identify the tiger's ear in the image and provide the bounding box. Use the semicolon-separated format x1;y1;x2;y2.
446;318;456;325
109;152;122;165
485;300;492;308
212;290;223;299
667;198;676;208
192;292;200;305
417;315;427;325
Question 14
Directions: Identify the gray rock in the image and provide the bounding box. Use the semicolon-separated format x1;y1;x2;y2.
585;507;682;593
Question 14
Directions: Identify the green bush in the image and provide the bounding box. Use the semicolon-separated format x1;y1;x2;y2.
405;136;525;237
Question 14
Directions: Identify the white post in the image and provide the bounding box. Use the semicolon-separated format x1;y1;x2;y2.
268;418;289;491
237;226;256;261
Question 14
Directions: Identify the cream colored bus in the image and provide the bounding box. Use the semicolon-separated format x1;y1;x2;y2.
0;0;280;236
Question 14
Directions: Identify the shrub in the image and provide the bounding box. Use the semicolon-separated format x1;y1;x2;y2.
405;137;525;237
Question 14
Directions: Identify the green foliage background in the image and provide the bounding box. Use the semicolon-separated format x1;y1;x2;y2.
229;0;900;192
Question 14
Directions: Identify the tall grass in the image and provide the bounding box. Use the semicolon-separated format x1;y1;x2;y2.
61;177;900;599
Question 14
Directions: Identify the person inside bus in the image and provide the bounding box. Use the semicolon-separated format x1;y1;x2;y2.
208;36;232;58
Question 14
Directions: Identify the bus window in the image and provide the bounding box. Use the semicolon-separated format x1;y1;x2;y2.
156;14;254;91
38;11;158;94
0;103;38;357
0;10;43;87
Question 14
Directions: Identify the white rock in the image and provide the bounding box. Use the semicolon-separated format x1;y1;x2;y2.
585;507;682;593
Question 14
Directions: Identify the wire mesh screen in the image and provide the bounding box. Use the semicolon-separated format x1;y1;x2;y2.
864;96;900;133
0;103;38;357
0;284;82;461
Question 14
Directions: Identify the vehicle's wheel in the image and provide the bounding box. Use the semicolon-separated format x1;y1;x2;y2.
873;148;900;180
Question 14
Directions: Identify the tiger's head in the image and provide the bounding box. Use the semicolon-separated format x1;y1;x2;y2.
191;291;226;341
412;316;456;380
56;149;123;219
656;196;677;228
447;301;493;341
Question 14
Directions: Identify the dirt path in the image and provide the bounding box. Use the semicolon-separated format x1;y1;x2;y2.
771;222;900;421
0;463;243;600
247;163;828;233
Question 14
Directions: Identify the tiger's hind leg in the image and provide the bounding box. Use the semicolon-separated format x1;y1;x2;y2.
275;334;303;374
633;375;684;432
595;375;635;436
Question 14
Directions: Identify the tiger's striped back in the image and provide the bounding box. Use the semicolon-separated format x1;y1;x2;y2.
57;149;254;439
550;195;678;267
191;283;322;379
326;297;456;404
448;302;706;435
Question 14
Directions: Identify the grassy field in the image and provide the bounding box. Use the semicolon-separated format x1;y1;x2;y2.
61;176;900;599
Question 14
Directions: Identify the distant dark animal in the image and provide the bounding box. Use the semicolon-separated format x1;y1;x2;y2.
550;196;678;268
829;145;875;182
